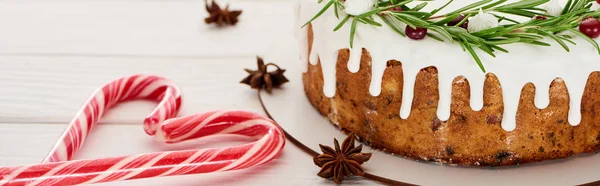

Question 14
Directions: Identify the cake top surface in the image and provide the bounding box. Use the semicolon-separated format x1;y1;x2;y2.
295;0;600;131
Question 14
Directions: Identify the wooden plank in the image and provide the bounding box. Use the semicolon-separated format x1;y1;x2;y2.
0;123;375;185
0;0;296;57
0;55;302;124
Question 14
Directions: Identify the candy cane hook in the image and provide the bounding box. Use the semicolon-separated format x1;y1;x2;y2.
43;74;182;163
0;75;285;186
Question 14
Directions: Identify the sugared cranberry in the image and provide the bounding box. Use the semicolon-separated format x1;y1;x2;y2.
389;7;403;12
579;17;600;38
405;26;427;40
534;15;547;20
447;14;469;29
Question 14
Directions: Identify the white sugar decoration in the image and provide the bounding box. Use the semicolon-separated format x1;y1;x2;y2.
468;9;498;33
543;0;563;16
344;0;376;16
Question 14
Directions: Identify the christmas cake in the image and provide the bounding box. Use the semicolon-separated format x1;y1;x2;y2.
296;0;600;166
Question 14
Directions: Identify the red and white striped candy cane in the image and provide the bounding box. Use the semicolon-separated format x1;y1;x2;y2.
0;75;285;186
43;74;182;163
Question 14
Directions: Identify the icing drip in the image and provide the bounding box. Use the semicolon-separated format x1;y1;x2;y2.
296;0;600;131
295;1;309;73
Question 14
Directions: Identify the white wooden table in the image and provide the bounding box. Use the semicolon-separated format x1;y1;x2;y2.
0;0;381;185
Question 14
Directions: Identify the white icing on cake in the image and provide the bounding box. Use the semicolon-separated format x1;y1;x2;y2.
295;0;600;131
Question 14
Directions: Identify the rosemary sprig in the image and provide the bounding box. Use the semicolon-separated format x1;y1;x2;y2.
303;0;600;72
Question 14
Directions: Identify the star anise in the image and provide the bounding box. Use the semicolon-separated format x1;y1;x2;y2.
204;0;242;26
241;56;289;93
314;134;372;184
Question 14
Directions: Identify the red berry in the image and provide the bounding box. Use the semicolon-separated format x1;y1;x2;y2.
406;26;427;40
579;17;600;38
389;7;403;12
597;0;600;4
447;14;468;29
534;15;547;20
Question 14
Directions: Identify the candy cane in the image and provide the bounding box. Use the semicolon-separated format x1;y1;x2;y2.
0;75;285;186
43;74;182;163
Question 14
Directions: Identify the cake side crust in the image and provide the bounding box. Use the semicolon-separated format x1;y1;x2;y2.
302;24;600;166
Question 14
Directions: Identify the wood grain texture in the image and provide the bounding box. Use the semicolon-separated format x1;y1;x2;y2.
0;56;269;124
0;0;295;57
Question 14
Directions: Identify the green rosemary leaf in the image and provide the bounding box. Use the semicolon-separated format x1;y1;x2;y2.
394;14;417;28
400;11;433;17
524;7;547;12
428;25;453;41
560;8;591;18
400;4;411;11
445;26;469;34
569;28;600;55
433;14;460;25
481;0;507;9
458;39;467;51
338;1;345;8
536;17;567;27
491;14;520;24
484;20;534;38
334;15;351;31
302;0;335;28
562;0;573;14
394;13;431;27
412;2;428;12
543;25;578;33
446;0;492;16
361;8;386;17
531;28;570;51
361;16;383;26
556;12;588;25
505;33;544;40
484;37;520;45
334;2;339;18
357;18;369;24
496;0;549;9
429;0;454;16
463;33;487;44
474;40;496;57
350;17;358;48
463;41;486;72
521;39;552;46
454;13;471;27
381;0;413;11
496;9;543;17
587;10;600;18
559;34;573;39
570;0;588;13
490;44;509;53
557;35;577;45
379;14;407;36
427;33;444;41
